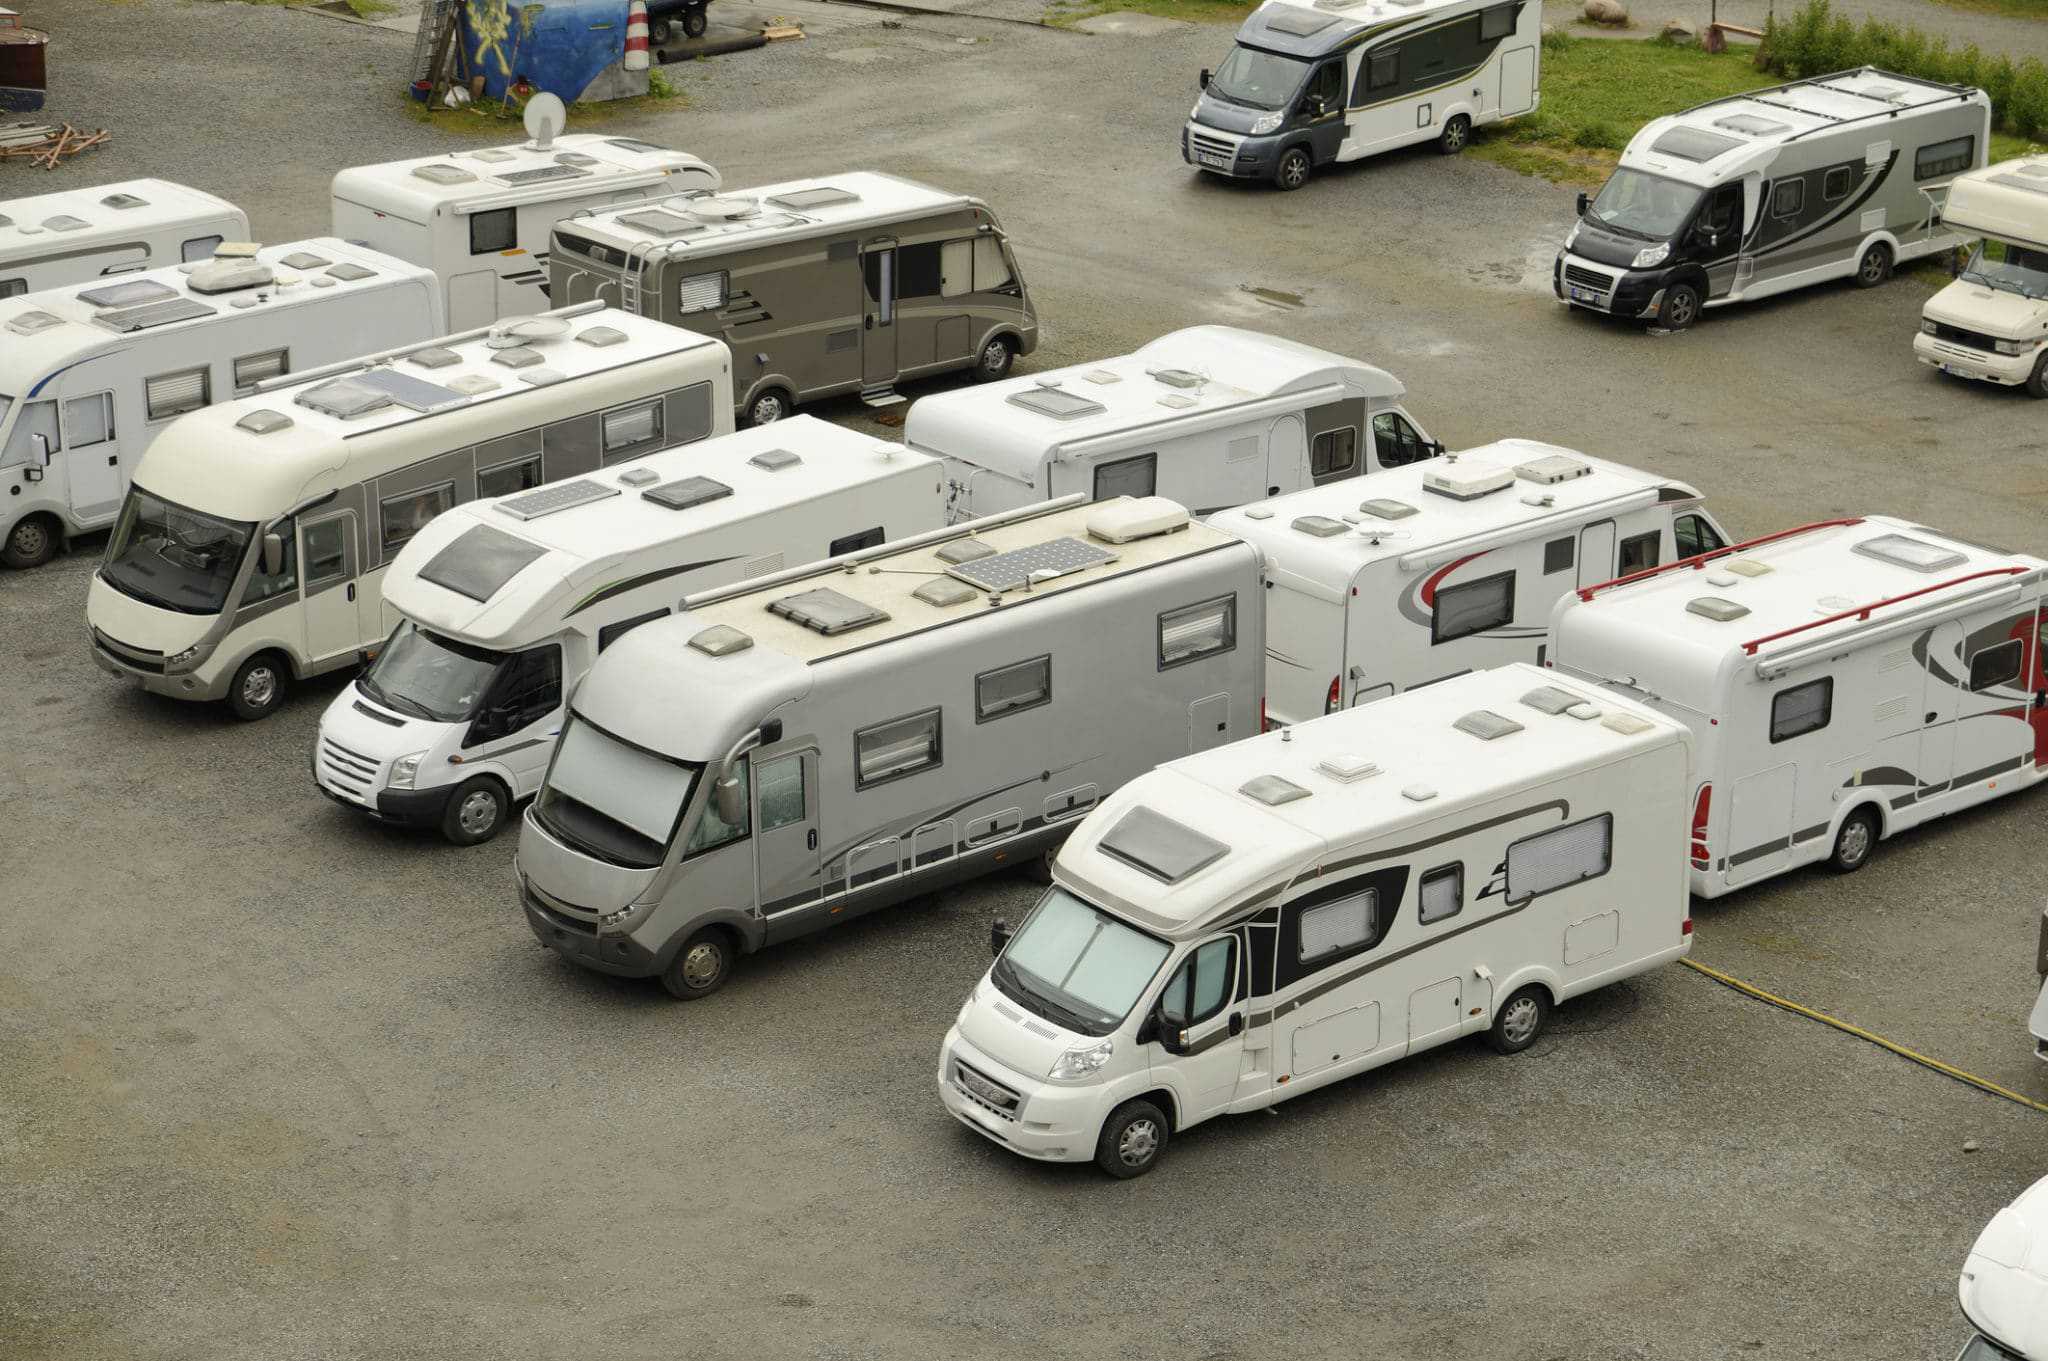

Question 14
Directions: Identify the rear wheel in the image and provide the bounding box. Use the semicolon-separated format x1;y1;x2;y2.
973;335;1015;382
1437;114;1472;155
650;17;672;41
1658;282;1702;332
681;4;707;37
1094;1098;1169;1178
226;653;289;722
442;776;509;846
1853;241;1893;289
660;925;737;999
1486;985;1549;1055
2;512;58;569
1830;806;1879;874
1273;147;1311;192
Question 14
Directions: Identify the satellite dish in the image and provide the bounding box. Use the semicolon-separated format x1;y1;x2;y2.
485;315;573;349
523;92;568;151
687;194;761;222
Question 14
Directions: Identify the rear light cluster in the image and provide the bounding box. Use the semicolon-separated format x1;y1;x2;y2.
1325;676;1341;714
1690;783;1713;870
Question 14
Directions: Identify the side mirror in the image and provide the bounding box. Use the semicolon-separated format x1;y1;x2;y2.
27;432;51;469
1575;191;1590;217
760;717;783;746
2036;906;2047;979
1154;1017;1187;1055
712;773;746;826
260;532;285;578
1305;95;1325;117
1424;439;1447;458
989;916;1012;957
1198;68;1210;90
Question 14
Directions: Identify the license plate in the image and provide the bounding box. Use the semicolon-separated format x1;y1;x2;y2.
1569;286;1600;304
1198;152;1230;169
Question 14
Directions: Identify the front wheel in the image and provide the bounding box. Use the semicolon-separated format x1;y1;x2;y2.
2027;352;2048;400
660;925;737;1000
681;4;707;37
1094;1098;1169;1178
1658;282;1702;332
1273;147;1311;192
973;335;1015;382
1486;985;1549;1055
1830;807;1879;874
1437;114;1472;155
2;512;58;569
442;776;509;846
744;388;791;427
1853;241;1893;289
226;653;289;722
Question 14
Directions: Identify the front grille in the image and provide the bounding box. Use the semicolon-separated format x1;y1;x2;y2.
1930;321;1999;352
1563;263;1613;292
91;628;166;673
952;1059;1021;1122
317;738;379;800
524;883;597;934
1189;131;1238;159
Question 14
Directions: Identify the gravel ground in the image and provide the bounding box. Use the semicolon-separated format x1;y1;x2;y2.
5;1;2048;1358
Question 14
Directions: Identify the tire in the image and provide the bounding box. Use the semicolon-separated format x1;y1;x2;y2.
441;776;509;846
743;388;791;428
225;653;289;722
659;925;737;1000
1;512;58;570
1437;114;1472;155
1830;806;1879;874
1094;1098;1169;1179
972;335;1016;383
1853;241;1893;289
1486;985;1550;1055
681;4;707;37
1020;847;1055;884
650;17;672;41
1272;147;1311;192
1658;282;1702;332
2027;352;2048;401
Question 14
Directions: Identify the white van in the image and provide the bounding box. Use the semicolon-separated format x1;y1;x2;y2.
1915;153;2048;398
905;325;1439;524
1211;440;1727;725
1957;1173;2048;1361
332;133;719;331
87;305;732;720
939;662;1692;1178
1;179;247;297
314;418;945;845
1549;515;2047;897
0;238;441;569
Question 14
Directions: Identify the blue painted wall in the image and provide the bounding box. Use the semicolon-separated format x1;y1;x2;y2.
464;0;629;102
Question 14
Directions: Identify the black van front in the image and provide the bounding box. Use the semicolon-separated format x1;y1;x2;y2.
1553;165;1744;329
1183;7;1359;189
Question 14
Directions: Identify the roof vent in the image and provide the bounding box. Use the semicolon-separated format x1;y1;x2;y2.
470;148;515;164
295;377;394;420
280;251;332;271
615;209;702;238
1853;533;1966;573
1649;127;1746;163
936;538;996;565
642;475;734;511
1316;752;1379;784
491;346;544;369
1515;453;1592;485
1156;393;1198;410
914;578;978;608
617;466;660;487
689;624;754;658
518;367;566;387
1723;557;1773;578
1098;807;1229;885
1713;113;1791;136
497;478;620;521
41;214;87;232
447;374;501;396
1006;383;1105;421
1086;496;1189;544
766;186;860;210
77;278;178;308
6;309;63;336
1241;774;1311;806
1705;571;1738;587
187;257;276;294
1265;5;1339;34
1815;594;1856;613
1687;596;1750;621
1862;83;1906;102
748;448;802;471
769;586;891;635
945;537;1117;593
235;409;294;435
1566;702;1602;721
1082;369;1122;385
554;151;600;167
1423;462;1514;500
326;263;376;283
1359;498;1417;521
1401;783;1439;802
1292;515;1348;538
1602;712;1653;736
1242;507;1274;521
100;192;148;209
411;163;477;185
576;325;628;348
1149;367;1206;390
408;346;462;369
1521;685;1586;715
1454;709;1524;741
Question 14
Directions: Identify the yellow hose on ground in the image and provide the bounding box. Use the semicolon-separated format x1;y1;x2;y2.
1679;957;2048;1117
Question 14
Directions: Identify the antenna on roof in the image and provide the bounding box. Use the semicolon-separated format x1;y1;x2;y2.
486;315;572;349
523;92;568;152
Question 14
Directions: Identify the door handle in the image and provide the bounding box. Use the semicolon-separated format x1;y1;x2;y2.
807;829;818;850
347;583;357;602
1228;1012;1244;1037
1925;711;1938;724
864;315;874;330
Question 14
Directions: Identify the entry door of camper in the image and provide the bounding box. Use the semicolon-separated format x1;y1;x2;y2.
1577;520;1616;589
1921;620;1965;796
755;748;824;916
298;512;361;667
861;239;899;388
56;392;123;522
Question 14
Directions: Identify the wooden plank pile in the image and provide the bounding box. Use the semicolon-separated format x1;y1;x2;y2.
0;120;108;168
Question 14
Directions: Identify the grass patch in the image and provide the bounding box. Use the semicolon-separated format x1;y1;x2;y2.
1041;0;1250;27
1929;0;2048;18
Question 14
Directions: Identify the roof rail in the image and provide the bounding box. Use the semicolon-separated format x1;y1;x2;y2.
1740;567;2031;656
1574;518;1863;603
1669;66;1974;122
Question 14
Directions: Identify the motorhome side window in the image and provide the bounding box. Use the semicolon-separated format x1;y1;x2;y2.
940;236;1015;297
1311;428;1357;478
897;243;943;299
469;208;517;255
855;708;942;788
1543;537;1573;575
675;271;727;314
145;366;210;422
381;483;454;556
1159;936;1238;1028
1768;678;1832;743
1506;814;1613;904
1418;864;1463;925
1479;2;1515;39
303;517;349;584
1298;888;1380;963
233;349;289;395
1094;453;1157;501
1158;595;1236;669
478;451;543;499
756;754;806;833
1363;48;1397;94
976;656;1052;722
244;516;298;603
1770;179;1805;221
63;393;114;449
0;278;26;299
666;382;715;446
181;236;222;263
600;400;664;465
1618;531;1660;577
1822;166;1854;202
1916;137;1974;181
598;609;668;652
684;760;749;857
829;526;885;557
1968;640;2024;692
1432;571;1514;644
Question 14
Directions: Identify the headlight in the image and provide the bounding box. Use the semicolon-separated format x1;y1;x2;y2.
1920;318;1937;335
1189;103;1201;120
1564;223;1581;251
164;644;203;670
1250;112;1282;136
388;751;426;790
1631;242;1670;269
1048;1037;1114;1081
1995;337;2027;356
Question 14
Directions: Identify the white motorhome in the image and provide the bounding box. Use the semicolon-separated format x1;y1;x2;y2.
939;662;1692;1178
332;133;720;330
87;305;733;721
517;495;1265;999
1916;153;2048;397
0;178;247;297
0;238;441;570
1549;516;2048;897
1956;1173;2048;1361
905;326;1440;524
1183;0;1541;191
1213;441;1728;725
1555;68;1989;330
314;418;946;845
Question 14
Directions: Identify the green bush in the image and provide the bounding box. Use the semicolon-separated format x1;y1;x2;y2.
1759;0;2047;138
1540;26;1573;53
1573;120;1626;150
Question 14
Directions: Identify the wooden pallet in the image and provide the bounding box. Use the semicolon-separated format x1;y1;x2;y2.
762;22;803;38
0;121;107;167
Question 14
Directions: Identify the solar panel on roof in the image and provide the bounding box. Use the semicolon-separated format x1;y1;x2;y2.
1007;386;1106;420
768;587;890;635
496;478;620;521
417;525;549;603
766;186;861;209
615;209;702;237
1264;4;1338;33
1650;127;1747;163
77;279;179;308
496;164;590;186
93;297;219;333
945;537;1116;593
1713;114;1790;136
641;475;733;511
1098;807;1228;885
351;367;472;413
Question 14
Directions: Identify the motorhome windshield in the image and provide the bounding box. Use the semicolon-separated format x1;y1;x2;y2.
1209;45;1308;111
1957;1335;2023;1361
99;487;255;615
533;714;702;869
1588;168;1703;240
1961;239;2048;300
992;887;1172;1038
0;395;13;434
360;621;506;723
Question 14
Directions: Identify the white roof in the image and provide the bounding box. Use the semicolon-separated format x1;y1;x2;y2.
330;133;719;219
1553;515;2047;707
1211;440;1698;585
129;306;725;523
905;326;1404;485
557;169;975;257
1944;153;2048;246
1053;662;1687;941
1961;1173;2048;1359
383;417;936;649
0;237;434;392
1620;68;1985;189
0;177;242;254
1269;0;1476;25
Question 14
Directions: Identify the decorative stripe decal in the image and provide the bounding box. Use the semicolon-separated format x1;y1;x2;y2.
564;555;742;617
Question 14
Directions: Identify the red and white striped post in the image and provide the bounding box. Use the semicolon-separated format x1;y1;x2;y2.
624;0;650;71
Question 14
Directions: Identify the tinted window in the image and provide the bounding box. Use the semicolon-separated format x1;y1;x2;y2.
470;208;516;255
1673;513;1724;558
1158;595;1236;669
542;414;602;478
1969;639;2024;692
1419;864;1463;924
1618;531;1661;576
1433;571;1514;643
1479;2;1514;38
666;382;714;446
1822;165;1853;201
1916;136;1974;181
489;645;563;728
477;453;542;499
304;517;350;583
1769;678;1832;742
1770;178;1805;220
976;656;1051;722
1366;48;1397;92
1372;411;1430;467
855;708;942;788
1543;536;1574;575
1312;427;1358;478
829;526;885;557
898;241;943;298
1159;937;1238;1027
1094;452;1157;501
379;484;453;556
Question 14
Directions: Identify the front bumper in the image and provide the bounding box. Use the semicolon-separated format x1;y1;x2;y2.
521;877;662;977
1182;122;1277;179
936;1031;1097;1163
1553;252;1664;320
88;628;226;699
314;774;452;828
1914;331;2038;385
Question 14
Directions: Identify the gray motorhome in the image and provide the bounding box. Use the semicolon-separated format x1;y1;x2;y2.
549;170;1037;425
1554;67;1990;330
517;495;1264;998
